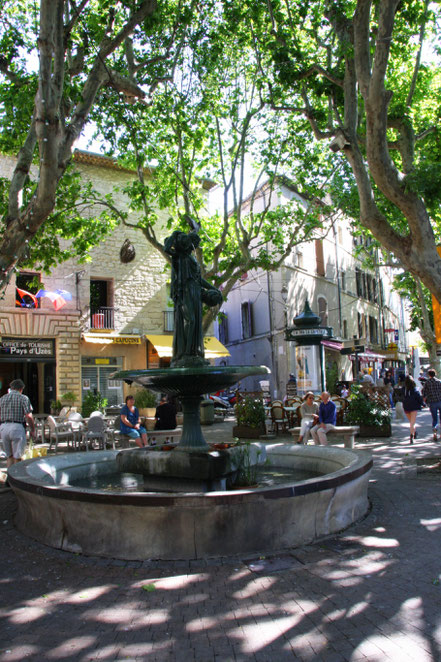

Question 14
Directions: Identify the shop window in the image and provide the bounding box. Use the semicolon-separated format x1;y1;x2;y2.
81;356;123;407
241;301;254;339
15;272;41;308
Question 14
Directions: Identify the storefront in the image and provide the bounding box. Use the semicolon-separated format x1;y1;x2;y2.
0;337;56;413
81;332;146;406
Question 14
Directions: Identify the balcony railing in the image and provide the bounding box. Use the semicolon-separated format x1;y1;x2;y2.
90;307;115;330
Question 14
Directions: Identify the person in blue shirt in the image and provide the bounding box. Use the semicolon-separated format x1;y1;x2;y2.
310;391;337;445
120;395;148;447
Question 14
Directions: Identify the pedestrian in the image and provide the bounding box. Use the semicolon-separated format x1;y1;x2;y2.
422;368;441;440
361;369;374;384
0;379;36;472
402;375;424;444
384;370;395;408
310;392;337;446
297;392;319;444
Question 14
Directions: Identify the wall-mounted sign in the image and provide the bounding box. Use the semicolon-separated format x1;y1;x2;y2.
0;337;55;358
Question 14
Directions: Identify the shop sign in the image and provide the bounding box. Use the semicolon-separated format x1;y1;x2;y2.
288;327;329;337
0;337;55;358
113;337;141;344
95;358;110;365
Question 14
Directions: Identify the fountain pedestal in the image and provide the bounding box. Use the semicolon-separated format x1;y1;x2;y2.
116;443;263;492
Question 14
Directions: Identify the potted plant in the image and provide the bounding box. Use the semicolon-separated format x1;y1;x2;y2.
233;396;267;439
81;391;108;418
345;385;392;437
50;399;62;415
134;389;157;418
60;391;77;414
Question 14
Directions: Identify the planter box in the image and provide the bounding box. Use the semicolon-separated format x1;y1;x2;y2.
358;423;391;438
233;424;266;439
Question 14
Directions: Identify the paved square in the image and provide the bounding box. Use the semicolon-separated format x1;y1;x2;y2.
0;411;440;661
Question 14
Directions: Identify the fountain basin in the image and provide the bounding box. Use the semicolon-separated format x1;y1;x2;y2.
8;445;372;560
112;364;270;396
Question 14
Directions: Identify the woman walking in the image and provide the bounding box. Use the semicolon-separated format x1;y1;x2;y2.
402;375;424;444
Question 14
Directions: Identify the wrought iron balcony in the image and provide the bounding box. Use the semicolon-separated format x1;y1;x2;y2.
90;307;115;330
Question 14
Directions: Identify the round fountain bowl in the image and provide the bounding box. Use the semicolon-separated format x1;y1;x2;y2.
111;365;270;396
8;445;372;560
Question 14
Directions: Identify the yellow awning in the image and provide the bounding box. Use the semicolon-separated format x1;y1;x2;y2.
83;334;142;345
146;334;230;358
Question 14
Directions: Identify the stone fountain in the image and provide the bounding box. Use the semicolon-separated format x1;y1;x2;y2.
7;229;372;560
112;228;270;490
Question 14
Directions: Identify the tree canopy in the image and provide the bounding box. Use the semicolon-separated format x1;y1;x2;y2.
2;0;441;322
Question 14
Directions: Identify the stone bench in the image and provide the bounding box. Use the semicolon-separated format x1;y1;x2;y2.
289;425;360;449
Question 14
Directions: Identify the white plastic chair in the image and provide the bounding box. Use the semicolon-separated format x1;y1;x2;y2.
83;415;107;450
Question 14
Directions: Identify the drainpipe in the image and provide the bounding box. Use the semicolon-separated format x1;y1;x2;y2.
267;270;278;398
332;224;343;336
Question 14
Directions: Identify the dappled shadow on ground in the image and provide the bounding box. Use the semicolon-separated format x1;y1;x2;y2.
0;408;440;661
0;474;440;662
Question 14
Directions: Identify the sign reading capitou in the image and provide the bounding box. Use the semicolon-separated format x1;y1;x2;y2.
0;337;55;358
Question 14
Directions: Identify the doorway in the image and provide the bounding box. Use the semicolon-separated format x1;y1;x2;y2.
0;360;56;413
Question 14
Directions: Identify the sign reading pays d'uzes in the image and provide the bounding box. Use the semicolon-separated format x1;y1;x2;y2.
0;337;55;358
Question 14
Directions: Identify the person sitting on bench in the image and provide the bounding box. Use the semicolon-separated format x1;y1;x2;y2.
310;392;337;446
120;395;148;447
155;394;177;430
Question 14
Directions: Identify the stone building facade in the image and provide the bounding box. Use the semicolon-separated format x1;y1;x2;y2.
217;180;410;397
0;151;199;412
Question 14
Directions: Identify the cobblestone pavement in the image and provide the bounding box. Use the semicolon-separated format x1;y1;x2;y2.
0;411;440;661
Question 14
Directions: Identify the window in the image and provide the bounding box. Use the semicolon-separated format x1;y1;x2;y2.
355;268;362;297
315;239;325;277
81;356;123;406
343;319;348;339
219;313;229;344
357;312;364;339
15;272;41;308
318;296;328;326
90;279;114;329
241;301;254;339
340;270;346;291
368;316;378;343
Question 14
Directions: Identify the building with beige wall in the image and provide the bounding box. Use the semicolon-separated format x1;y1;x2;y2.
0;150;221;412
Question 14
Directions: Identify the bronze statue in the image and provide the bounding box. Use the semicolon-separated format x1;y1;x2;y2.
164;230;223;367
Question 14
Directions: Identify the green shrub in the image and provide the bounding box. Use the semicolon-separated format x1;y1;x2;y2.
235;396;266;429
134;388;157;409
345;385;391;427
60;391;76;405
81;391;108;418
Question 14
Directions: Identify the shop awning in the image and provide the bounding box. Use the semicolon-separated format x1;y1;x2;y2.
322;339;343;351
82;333;142;345
146;334;230;358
